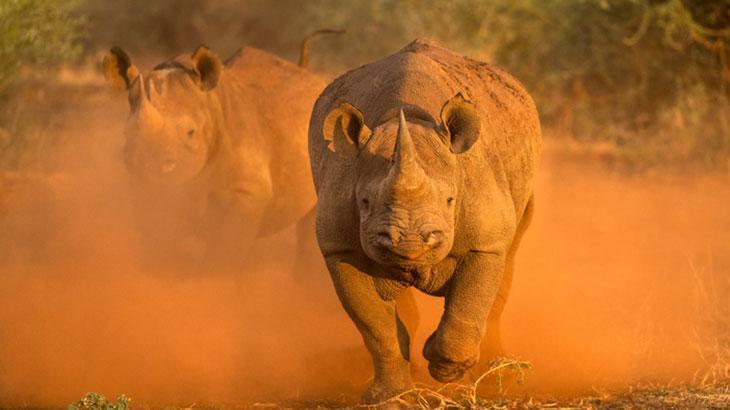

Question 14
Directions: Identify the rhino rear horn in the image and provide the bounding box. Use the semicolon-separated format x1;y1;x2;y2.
322;102;372;152
102;47;139;91
191;45;223;91
439;93;481;154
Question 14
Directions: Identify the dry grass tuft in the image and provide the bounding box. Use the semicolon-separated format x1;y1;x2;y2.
690;252;730;386
361;357;532;409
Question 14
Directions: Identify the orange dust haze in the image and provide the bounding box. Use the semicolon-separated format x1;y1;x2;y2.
0;79;728;406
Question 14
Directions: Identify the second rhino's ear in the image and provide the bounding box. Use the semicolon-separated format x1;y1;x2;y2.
191;46;223;91
322;102;372;152
439;93;481;154
102;47;139;91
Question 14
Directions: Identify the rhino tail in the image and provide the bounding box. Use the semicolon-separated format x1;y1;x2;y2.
298;28;345;68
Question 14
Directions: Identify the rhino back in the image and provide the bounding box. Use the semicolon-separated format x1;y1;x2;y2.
310;39;540;252
217;47;325;234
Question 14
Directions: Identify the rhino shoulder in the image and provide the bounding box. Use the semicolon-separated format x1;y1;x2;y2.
401;38;536;113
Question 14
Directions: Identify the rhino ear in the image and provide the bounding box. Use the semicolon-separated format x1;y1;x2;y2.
439;93;481;154
191;45;223;91
102;47;139;91
322;102;372;152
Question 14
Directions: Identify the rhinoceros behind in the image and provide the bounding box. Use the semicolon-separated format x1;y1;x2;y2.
308;39;541;402
103;41;327;270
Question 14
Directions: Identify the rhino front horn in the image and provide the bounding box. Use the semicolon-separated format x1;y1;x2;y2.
388;109;427;192
134;74;163;125
135;73;147;105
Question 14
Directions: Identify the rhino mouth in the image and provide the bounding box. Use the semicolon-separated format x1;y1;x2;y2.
367;229;445;264
368;242;440;269
387;264;434;287
389;247;430;261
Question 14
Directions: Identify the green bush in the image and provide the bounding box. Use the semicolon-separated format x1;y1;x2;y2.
292;0;729;168
79;0;327;60
7;0;729;168
485;0;729;167
68;392;130;410
0;0;86;170
0;0;85;96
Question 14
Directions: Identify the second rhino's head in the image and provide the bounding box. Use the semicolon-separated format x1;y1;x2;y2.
103;46;224;185
322;94;481;268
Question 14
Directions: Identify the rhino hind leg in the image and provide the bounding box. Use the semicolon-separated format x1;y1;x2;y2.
324;254;413;404
473;196;535;378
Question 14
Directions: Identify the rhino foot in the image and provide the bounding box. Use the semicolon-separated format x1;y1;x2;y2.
423;332;478;383
362;380;412;404
427;358;475;383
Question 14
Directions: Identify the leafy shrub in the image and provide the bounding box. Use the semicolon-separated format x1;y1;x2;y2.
0;0;86;170
68;392;130;410
8;0;730;168
485;0;729;168
0;0;85;97
294;0;729;168
79;0;328;60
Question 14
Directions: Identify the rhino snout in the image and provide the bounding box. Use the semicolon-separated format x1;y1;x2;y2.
375;232;394;249
374;229;445;260
423;230;444;248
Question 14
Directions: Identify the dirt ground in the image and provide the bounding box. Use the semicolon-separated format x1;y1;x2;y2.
0;73;728;408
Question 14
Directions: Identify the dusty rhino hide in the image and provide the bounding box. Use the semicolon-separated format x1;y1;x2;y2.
308;39;541;402
103;45;323;271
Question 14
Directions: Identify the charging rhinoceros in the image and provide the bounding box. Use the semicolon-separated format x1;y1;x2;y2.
308;39;541;402
102;37;333;271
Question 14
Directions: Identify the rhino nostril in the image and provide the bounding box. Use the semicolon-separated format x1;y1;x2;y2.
423;230;444;248
376;232;393;249
161;159;177;173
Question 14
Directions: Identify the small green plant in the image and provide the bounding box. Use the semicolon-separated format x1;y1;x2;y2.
68;392;131;410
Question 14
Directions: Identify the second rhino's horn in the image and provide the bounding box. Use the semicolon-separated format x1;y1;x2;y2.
135;74;162;125
388;109;428;191
135;73;147;104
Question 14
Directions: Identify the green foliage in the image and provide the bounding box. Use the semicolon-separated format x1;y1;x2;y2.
81;0;208;56
79;0;332;59
293;0;729;168
68;392;130;410
484;0;729;168
0;0;86;95
280;0;502;70
9;0;730;168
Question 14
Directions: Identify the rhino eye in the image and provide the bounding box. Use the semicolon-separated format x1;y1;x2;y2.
187;129;195;138
361;198;370;209
447;197;454;205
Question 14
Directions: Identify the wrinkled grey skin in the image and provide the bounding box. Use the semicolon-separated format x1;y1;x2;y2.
104;46;321;270
308;39;541;402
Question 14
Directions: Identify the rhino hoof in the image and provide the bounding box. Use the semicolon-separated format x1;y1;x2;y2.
427;359;473;383
423;332;478;383
362;381;410;405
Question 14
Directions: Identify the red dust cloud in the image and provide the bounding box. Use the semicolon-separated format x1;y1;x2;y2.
0;80;728;406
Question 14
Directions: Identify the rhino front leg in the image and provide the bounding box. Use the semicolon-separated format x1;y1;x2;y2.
294;207;325;277
202;184;271;273
325;253;413;403
424;251;505;382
